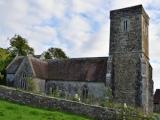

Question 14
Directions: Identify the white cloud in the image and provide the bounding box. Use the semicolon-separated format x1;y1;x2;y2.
145;0;160;8
110;0;142;9
151;62;160;91
71;0;105;14
26;26;58;53
29;0;67;19
72;0;94;13
60;15;91;50
79;22;109;57
149;22;160;90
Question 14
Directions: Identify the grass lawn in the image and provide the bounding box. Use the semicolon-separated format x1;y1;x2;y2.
0;100;91;120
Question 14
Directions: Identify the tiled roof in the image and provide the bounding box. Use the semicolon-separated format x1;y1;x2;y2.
7;56;108;82
154;89;160;104
6;56;24;74
47;57;108;82
30;58;48;79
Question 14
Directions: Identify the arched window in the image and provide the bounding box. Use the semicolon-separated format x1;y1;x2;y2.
49;87;53;94
20;80;26;89
122;18;130;32
20;79;22;88
22;73;26;78
49;83;57;94
124;20;128;32
82;85;88;99
20;72;27;89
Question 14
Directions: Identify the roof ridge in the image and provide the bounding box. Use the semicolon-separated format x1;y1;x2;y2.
27;56;36;77
46;57;108;62
6;56;24;70
14;57;26;76
30;56;48;63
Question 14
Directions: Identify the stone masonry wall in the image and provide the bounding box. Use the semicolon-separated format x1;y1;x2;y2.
14;57;33;89
0;85;117;120
112;53;141;105
109;5;153;114
46;80;107;104
109;6;144;107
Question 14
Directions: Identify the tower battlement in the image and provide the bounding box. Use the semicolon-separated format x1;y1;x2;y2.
110;5;149;21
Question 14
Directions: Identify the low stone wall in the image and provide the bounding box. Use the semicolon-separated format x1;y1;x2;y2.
0;85;117;120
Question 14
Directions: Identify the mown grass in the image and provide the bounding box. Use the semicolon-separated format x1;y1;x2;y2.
0;100;91;120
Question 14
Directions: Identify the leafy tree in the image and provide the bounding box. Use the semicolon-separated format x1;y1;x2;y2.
44;47;68;59
0;48;13;84
8;35;34;56
44;51;52;59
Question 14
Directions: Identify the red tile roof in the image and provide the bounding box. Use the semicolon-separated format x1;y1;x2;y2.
7;56;108;82
30;58;48;79
47;57;107;82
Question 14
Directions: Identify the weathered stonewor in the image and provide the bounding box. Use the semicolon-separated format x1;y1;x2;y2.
0;85;117;120
109;5;153;113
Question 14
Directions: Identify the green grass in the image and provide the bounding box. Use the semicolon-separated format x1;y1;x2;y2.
0;100;91;120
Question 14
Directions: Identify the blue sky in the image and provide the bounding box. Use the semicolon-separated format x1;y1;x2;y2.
0;0;160;90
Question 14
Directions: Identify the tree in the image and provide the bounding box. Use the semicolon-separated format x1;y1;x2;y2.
44;51;52;59
8;35;34;56
0;48;13;84
44;47;68;59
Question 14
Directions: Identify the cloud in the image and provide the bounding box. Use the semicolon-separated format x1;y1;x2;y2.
149;23;160;91
59;15;92;56
29;0;67;19
110;0;142;9
26;25;59;53
79;22;109;57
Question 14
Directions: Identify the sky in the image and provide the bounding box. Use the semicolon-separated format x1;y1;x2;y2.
0;0;159;90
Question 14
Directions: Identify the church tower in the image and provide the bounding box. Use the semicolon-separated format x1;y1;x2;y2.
109;5;153;113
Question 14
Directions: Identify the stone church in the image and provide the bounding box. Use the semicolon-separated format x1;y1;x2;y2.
6;5;153;113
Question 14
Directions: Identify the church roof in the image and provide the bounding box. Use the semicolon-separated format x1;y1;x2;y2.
7;56;108;82
29;57;48;79
6;56;24;74
154;89;160;104
47;57;107;82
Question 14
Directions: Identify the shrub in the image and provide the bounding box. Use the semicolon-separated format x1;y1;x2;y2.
26;77;36;92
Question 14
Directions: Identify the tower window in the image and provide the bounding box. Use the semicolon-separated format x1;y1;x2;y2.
124;20;128;32
122;19;130;32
